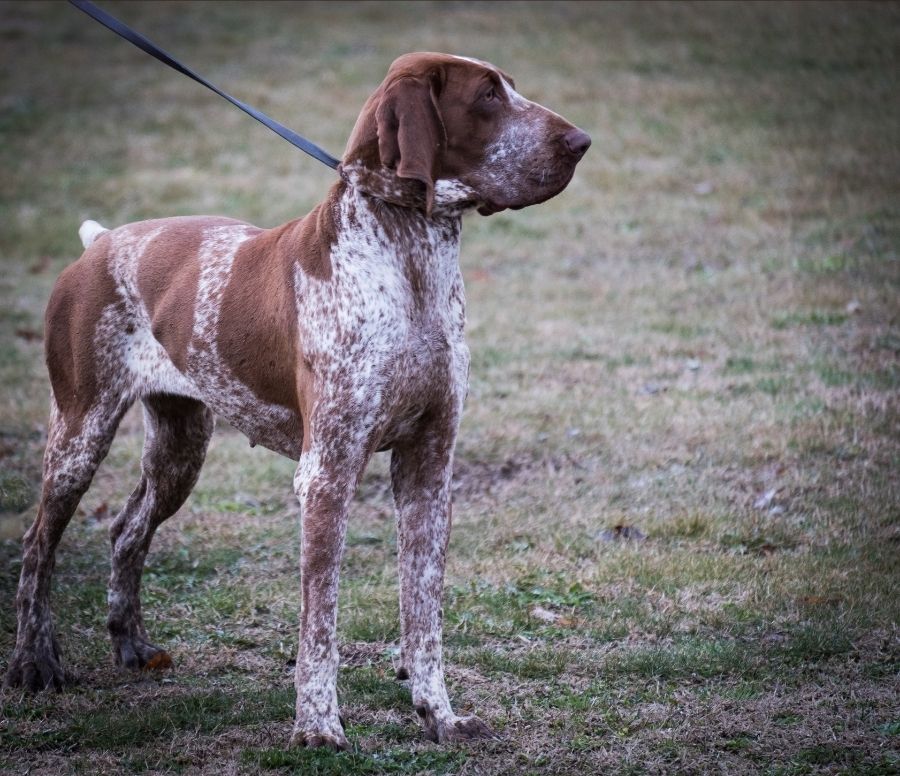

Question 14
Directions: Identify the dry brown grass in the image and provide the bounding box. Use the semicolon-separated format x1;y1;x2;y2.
1;1;898;774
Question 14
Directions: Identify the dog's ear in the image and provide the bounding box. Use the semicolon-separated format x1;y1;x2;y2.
376;74;445;216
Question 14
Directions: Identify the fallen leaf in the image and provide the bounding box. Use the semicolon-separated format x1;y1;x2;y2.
529;605;561;624
638;383;665;396
753;488;777;510
799;595;840;606
598;524;647;542
28;256;52;274
143;651;173;672
14;327;42;342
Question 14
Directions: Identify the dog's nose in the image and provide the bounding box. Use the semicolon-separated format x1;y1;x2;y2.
564;128;591;158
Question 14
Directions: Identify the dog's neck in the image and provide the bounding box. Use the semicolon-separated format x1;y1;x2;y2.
339;161;480;219
322;174;466;318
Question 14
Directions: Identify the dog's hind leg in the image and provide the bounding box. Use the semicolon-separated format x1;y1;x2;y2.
4;394;131;692
107;394;214;670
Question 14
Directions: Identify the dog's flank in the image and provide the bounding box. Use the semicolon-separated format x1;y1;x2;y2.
4;52;589;750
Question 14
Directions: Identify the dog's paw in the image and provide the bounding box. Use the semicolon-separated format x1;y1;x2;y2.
113;636;172;672
417;705;497;743
290;714;348;751
3;641;71;693
289;728;349;751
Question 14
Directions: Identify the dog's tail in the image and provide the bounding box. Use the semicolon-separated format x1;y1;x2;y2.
78;219;109;249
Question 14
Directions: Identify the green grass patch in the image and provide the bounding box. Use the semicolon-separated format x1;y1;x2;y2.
771;310;849;329
718;680;766;701
240;746;465;775
463;646;569;679
796;253;853;274
782;620;854;662
722;356;757;375
144;545;245;587
446;574;595;639
648;321;709;339
655;511;715;540
340;668;411;711
339;583;400;642
607;638;758;680
2;688;294;753
755;376;792;396
0;468;34;512
545;682;608;711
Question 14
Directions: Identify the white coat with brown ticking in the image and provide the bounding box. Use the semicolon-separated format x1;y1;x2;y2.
5;52;590;749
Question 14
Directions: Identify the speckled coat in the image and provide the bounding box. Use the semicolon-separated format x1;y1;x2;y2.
4;52;590;749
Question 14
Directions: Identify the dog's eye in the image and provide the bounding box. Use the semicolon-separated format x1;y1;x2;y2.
482;87;496;102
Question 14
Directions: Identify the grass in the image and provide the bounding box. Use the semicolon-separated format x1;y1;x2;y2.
1;0;899;773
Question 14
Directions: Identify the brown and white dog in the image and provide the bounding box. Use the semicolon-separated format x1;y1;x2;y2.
4;53;590;748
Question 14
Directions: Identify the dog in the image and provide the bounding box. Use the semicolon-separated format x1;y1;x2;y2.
4;52;590;748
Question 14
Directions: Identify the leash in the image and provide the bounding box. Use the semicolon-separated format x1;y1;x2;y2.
68;0;342;171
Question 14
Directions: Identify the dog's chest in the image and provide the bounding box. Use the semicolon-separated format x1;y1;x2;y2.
296;199;469;444
300;263;466;396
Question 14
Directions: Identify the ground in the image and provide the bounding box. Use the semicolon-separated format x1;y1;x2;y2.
0;1;898;774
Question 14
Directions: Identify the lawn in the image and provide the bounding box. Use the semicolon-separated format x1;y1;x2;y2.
1;1;898;774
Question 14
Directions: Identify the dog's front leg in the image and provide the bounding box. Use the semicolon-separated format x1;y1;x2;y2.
289;445;356;751
390;427;496;743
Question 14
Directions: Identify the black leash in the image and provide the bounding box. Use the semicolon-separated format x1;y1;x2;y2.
68;0;342;171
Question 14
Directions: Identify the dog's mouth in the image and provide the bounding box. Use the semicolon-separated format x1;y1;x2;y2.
476;202;504;216
476;163;578;216
526;166;576;190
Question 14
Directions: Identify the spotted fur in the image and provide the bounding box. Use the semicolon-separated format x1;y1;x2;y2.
4;52;590;749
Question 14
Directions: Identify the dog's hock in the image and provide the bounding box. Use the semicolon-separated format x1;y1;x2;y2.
78;219;109;249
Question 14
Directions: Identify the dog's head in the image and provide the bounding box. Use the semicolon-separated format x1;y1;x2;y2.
341;52;590;217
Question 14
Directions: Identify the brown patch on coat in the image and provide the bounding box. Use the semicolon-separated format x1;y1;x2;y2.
217;186;342;413
94;215;250;376
43;234;118;432
293;184;341;282
136;219;220;372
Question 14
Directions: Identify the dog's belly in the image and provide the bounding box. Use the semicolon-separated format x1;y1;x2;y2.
126;334;303;459
193;377;303;460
